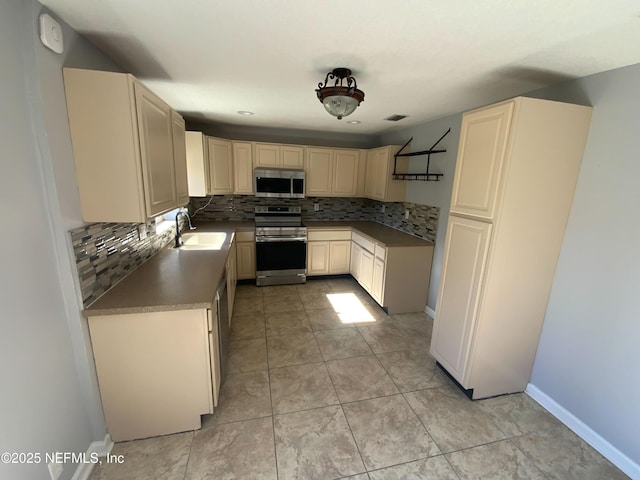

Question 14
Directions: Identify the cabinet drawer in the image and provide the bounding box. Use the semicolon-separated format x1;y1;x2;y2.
235;230;255;242
374;244;386;261
352;232;375;253
308;229;351;241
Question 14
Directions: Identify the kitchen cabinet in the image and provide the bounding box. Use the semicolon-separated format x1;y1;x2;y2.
171;111;189;206
430;97;592;399
351;230;433;314
305;147;361;197
207;137;234;194
226;235;237;319
88;309;213;442
185;131;209;197
364;145;406;202
254;142;304;168
307;230;352;276
236;231;256;280
232;142;254;194
63;68;187;223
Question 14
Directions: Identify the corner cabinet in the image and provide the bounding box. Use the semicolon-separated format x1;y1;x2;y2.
63;68;188;223
364;146;406;202
430;97;592;399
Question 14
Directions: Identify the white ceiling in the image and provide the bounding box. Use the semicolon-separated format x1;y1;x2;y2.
42;0;640;135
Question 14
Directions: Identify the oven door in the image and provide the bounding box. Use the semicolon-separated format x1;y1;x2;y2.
255;238;307;285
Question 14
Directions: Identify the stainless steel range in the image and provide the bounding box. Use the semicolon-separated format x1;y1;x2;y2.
255;206;307;286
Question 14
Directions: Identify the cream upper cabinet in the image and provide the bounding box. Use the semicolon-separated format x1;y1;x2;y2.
430;97;593;399
305;147;360;197
171;111;189;206
185;131;209;197
64;68;185;223
305;147;333;196
332;149;360;196
281;145;305;168
255;143;304;168
134;82;177;217
206;137;234;194
364;146;406;202
449;102;514;220
232;142;254;194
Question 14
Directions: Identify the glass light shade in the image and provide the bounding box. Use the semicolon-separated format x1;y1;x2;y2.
322;95;358;119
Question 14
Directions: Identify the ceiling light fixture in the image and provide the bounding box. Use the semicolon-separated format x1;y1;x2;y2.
237;110;254;116
316;68;365;120
346;120;361;125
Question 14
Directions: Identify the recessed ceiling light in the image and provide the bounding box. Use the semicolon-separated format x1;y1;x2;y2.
346;120;361;125
237;110;254;116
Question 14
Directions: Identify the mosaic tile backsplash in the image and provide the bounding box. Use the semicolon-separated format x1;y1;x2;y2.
70;219;184;307
71;197;438;308
190;196;438;242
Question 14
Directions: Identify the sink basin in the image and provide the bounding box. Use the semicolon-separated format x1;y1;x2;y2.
179;231;227;250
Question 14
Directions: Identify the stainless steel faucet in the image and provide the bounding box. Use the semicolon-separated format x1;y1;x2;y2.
174;209;195;248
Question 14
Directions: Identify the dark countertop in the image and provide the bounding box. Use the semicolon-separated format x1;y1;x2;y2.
306;221;433;247
84;220;429;317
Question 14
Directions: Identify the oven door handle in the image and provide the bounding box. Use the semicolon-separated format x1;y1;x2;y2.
256;237;307;243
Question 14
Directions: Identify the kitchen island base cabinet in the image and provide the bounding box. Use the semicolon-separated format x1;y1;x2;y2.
88;309;214;442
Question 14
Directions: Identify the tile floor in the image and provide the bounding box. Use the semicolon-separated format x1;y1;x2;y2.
90;278;629;480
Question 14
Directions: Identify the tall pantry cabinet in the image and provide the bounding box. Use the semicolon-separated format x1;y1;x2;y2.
430;97;592;399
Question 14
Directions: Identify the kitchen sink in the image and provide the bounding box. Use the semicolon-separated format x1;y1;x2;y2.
179;231;227;250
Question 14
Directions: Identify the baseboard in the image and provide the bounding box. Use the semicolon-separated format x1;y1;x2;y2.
424;305;436;318
526;384;639;480
71;433;114;480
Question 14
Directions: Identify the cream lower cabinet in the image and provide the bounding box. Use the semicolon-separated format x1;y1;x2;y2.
307;230;352;276
430;97;592;399
226;238;237;320
236;231;256;280
351;231;433;314
88;309;214;442
63;68;187;222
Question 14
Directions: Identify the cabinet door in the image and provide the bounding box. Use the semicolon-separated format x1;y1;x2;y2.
185;132;209;197
332;149;359;196
227;241;237;320
430;215;492;384
359;248;374;292
254;143;280;168
171;111;189;206
350;242;362;280
450;101;514;219
232;142;254;194
365;148;386;200
305;148;333;196
281;145;304;168
307;241;330;276
208;310;221;408
134;82;177;217
329;240;351;274
236;242;256;279
371;257;385;304
207;137;234;194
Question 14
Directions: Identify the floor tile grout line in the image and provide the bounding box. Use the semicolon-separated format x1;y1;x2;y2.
180;431;195;480
400;389;446;456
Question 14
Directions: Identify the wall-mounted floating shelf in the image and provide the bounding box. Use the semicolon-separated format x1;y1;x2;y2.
393;127;451;181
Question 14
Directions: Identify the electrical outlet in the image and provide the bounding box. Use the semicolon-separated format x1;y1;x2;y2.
138;223;148;240
381;205;385;213
48;462;63;480
404;209;410;220
313;202;320;212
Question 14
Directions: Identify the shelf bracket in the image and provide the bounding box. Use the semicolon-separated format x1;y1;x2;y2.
392;127;451;181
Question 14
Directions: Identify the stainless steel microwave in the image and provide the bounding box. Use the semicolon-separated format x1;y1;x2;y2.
254;168;305;198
